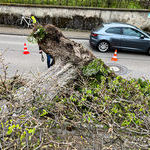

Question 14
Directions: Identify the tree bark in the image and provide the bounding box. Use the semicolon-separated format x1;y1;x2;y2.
15;24;96;102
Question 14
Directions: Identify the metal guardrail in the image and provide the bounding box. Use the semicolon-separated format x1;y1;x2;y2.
0;0;150;9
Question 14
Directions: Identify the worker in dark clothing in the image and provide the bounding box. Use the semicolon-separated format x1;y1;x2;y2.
46;53;51;68
39;46;54;68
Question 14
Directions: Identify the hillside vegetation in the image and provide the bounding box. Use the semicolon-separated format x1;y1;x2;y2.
0;0;149;9
0;51;150;149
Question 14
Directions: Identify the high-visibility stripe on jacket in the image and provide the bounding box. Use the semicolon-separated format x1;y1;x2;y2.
31;16;36;24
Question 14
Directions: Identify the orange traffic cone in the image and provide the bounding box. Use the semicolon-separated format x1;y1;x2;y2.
111;49;118;61
23;43;30;55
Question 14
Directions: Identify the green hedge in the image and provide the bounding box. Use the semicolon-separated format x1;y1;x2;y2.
0;0;148;9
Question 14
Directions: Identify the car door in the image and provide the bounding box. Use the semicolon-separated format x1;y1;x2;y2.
121;27;149;52
105;27;122;49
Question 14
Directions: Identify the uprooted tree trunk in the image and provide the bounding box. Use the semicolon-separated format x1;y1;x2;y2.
15;24;96;101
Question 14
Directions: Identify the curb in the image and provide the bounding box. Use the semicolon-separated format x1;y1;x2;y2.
0;32;89;40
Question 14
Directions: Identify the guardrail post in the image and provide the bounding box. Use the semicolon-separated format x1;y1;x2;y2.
46;0;50;4
75;0;77;6
66;0;68;6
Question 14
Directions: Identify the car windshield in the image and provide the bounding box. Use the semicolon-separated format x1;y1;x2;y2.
146;32;150;36
133;26;150;38
142;30;150;38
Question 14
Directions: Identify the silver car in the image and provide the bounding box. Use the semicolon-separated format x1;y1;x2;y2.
89;22;150;55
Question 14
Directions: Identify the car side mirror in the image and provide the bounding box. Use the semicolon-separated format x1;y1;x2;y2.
140;35;144;39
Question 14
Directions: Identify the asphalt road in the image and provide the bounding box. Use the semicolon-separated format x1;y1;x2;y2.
76;39;150;80
0;34;150;80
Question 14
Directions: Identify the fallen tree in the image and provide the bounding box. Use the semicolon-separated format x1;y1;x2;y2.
0;25;150;150
15;24;96;102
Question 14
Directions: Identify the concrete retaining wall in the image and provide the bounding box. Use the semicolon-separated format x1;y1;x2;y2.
0;4;150;31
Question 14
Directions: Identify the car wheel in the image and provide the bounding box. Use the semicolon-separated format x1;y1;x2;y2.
148;48;150;56
97;41;109;52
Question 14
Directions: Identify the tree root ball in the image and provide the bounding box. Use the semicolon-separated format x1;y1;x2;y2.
33;24;96;66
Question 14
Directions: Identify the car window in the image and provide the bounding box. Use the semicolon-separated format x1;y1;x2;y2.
105;27;121;34
122;28;142;37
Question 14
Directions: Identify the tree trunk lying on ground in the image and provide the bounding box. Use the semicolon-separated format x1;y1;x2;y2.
2;25;150;150
15;24;96;101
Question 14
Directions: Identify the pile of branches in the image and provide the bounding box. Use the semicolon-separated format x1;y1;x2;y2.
0;57;150;149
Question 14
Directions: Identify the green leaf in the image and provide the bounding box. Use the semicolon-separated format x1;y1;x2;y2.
20;131;26;141
7;129;13;135
40;109;48;117
28;128;35;134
